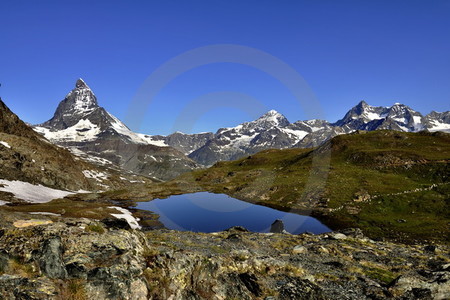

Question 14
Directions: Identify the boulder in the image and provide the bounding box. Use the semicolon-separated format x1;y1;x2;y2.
39;237;67;279
270;219;284;233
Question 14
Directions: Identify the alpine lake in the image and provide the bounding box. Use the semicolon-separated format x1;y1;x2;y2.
136;192;331;234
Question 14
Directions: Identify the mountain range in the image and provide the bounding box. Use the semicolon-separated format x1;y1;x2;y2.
31;79;450;172
148;100;450;166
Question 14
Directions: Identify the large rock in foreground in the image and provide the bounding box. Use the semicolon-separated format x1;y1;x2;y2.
0;214;448;299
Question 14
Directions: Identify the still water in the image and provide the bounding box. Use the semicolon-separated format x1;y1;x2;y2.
136;192;331;234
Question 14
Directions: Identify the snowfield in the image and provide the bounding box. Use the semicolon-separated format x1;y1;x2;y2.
0;179;75;203
428;120;450;133
34;119;101;143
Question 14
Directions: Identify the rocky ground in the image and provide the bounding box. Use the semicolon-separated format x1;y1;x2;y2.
0;210;448;299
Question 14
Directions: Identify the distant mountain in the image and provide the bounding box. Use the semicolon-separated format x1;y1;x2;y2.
188;110;308;165
32;80;450;169
143;131;214;155
149;101;450;166
333;101;424;132
0;98;138;198
34;79;198;180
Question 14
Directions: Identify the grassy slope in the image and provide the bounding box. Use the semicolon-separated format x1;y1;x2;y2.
177;130;449;243
31;130;448;243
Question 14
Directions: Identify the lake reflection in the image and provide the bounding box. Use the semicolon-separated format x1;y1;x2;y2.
136;192;331;234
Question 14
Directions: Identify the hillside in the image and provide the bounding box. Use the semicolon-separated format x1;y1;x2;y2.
118;130;449;243
0;98;151;203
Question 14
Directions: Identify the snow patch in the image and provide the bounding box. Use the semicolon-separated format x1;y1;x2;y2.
412;116;424;131
428;120;450;132
34;119;101;142
0;141;11;149
281;128;309;143
137;134;169;147
82;170;108;182
364;112;383;121
393;117;407;124
108;206;141;229
397;125;410;132
0;179;74;203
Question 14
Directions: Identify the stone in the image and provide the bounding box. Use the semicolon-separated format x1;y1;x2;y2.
39;237;67;279
293;245;308;254
238;273;262;296
329;233;347;240
424;245;436;252
270;219;284;233
340;228;365;238
13;219;53;228
225;226;249;232
0;250;8;273
0;215;449;300
101;217;131;230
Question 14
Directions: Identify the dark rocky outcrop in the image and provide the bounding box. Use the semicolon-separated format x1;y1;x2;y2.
270;219;284;233
39;237;67;279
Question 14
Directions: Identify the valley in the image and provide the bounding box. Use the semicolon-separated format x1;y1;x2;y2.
0;83;449;299
2;1;449;298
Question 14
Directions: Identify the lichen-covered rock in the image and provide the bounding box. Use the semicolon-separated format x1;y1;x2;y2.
0;216;449;299
0;218;148;299
39;237;67;279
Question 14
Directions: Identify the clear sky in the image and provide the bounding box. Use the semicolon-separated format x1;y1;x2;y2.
1;0;449;135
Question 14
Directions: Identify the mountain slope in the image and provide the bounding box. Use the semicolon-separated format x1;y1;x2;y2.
188;110;312;165
34;79;198;180
168;130;449;242
0;98;140;199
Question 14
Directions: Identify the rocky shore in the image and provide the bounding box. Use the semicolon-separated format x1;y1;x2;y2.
0;212;448;299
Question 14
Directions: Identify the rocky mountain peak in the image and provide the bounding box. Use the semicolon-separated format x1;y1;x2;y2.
75;78;89;88
354;100;376;115
266;109;281;116
356;100;369;109
387;102;414;114
38;79;101;130
253;109;290;128
67;78;98;112
334;101;380;126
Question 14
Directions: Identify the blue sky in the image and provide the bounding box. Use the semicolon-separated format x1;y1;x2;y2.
1;0;449;135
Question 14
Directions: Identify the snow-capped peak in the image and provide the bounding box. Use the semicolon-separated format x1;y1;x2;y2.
69;79;97;112
266;109;280;115
387;102;417;116
254;110;290;127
